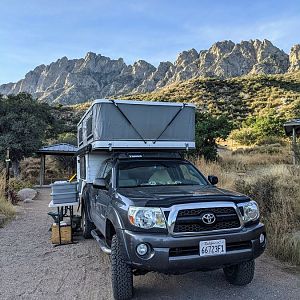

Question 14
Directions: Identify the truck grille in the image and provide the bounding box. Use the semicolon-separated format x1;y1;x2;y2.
174;207;240;233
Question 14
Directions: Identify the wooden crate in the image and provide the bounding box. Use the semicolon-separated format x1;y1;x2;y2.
51;224;72;244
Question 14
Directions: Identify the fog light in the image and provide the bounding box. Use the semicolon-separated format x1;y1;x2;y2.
260;233;265;244
136;243;148;256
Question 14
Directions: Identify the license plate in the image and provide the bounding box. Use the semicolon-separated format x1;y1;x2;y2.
200;239;226;257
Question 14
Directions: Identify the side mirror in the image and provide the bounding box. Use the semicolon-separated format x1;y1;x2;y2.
208;175;218;185
93;178;107;189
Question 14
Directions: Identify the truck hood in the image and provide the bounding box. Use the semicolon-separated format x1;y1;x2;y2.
117;185;250;207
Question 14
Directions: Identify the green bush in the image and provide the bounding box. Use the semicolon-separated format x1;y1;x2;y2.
192;112;232;161
230;127;258;145
8;178;33;192
230;109;286;145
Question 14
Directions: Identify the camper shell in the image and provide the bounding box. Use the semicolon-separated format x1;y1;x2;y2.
77;99;195;185
77;99;195;151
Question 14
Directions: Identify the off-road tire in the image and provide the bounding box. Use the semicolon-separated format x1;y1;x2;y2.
223;260;255;286
81;204;95;239
111;235;133;300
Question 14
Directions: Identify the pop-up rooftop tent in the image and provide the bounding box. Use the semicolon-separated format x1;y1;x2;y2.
77;99;195;151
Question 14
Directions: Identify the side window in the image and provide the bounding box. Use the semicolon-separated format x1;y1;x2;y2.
79;156;86;179
97;160;112;183
103;161;113;183
179;164;200;183
97;161;107;178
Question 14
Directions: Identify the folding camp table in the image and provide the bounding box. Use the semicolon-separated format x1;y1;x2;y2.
48;200;78;246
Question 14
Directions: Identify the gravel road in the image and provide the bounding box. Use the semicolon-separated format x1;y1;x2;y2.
0;187;299;300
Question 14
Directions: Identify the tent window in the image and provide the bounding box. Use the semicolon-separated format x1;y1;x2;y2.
78;127;83;145
86;116;93;140
79;156;86;179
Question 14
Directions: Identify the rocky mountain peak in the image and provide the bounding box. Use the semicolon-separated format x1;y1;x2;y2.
1;39;300;104
289;44;300;72
175;48;199;67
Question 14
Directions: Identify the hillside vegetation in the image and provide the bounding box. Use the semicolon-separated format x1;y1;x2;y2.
123;72;300;124
65;72;300;129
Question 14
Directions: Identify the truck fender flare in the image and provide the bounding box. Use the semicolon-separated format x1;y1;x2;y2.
106;208;131;262
81;185;93;221
106;205;124;231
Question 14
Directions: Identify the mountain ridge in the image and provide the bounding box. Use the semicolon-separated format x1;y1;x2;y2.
1;39;300;104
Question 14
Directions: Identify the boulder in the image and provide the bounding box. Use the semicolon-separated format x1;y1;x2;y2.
17;188;37;202
23;198;34;203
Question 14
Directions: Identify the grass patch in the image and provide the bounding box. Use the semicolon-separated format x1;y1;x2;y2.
0;196;15;222
0;171;16;225
194;152;300;265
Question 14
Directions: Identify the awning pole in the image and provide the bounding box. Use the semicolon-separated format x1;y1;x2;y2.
292;127;296;165
40;154;45;186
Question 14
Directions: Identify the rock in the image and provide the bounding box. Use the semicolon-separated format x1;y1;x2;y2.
0;39;296;104
17;188;37;202
23;198;34;203
288;44;300;72
198;39;288;78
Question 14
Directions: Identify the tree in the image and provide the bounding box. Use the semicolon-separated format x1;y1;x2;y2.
229;127;258;146
0;93;55;176
249;110;285;138
193;111;232;161
230;109;286;145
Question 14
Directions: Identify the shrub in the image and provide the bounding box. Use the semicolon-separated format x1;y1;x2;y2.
229;128;258;145
255;136;287;146
0;171;15;224
193;112;232;161
0;196;15;224
8;178;33;192
234;167;300;265
195;155;300;265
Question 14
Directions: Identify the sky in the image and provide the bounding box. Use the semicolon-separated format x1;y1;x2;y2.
0;0;300;84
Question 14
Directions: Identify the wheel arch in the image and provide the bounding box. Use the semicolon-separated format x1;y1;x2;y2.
105;207;124;246
81;184;93;221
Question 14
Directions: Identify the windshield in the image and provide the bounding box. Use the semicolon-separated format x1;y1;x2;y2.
117;160;208;188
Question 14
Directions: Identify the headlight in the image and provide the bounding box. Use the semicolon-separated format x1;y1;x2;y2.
128;206;166;229
238;201;260;223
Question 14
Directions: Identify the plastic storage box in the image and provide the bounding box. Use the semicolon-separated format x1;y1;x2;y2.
51;181;78;204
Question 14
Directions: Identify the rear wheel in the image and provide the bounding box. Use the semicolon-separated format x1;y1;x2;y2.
111;235;133;299
223;260;255;286
81;204;95;239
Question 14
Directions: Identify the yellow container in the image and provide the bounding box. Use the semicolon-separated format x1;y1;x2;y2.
51;224;72;244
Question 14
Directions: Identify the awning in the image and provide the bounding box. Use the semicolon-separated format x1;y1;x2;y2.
284;119;300;137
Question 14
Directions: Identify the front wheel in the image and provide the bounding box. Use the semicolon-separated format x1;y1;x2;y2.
223;259;255;286
111;235;133;300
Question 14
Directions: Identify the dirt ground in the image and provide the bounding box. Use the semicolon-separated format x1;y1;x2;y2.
0;187;299;300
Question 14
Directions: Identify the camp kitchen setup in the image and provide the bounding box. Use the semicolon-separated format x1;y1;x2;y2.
48;181;79;245
48;99;195;245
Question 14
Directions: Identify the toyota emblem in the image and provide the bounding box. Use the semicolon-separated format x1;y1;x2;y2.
202;213;216;225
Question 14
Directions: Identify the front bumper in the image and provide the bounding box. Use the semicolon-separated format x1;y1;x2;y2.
117;223;266;274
